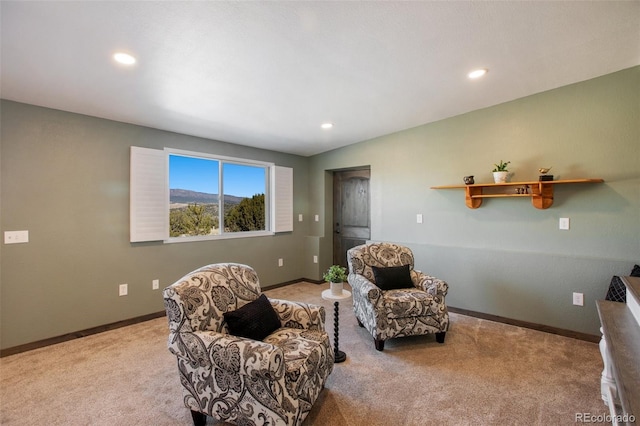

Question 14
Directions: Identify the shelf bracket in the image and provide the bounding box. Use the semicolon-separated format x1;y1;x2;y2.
530;182;554;209
465;186;483;209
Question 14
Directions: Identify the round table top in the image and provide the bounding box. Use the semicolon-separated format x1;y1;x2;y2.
321;289;352;301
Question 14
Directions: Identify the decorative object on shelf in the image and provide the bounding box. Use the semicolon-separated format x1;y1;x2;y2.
430;178;604;209
515;186;529;194
323;265;348;296
463;175;475;185
492;160;511;183
538;167;553;181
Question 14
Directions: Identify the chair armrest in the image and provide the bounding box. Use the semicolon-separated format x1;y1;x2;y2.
168;330;285;378
269;298;326;331
413;270;449;297
348;273;382;304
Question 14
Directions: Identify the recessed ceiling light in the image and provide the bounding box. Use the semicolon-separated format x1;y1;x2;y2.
113;52;136;65
468;68;488;79
321;123;333;129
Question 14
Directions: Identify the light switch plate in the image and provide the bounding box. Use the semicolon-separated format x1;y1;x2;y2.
559;218;570;230
4;230;29;244
573;292;584;306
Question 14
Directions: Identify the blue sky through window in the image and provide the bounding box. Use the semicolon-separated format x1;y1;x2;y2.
223;163;266;198
169;155;265;197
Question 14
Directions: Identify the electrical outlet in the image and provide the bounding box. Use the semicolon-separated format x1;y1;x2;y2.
152;279;159;290
313;255;318;263
278;258;284;267
298;214;303;222
314;215;319;222
559;217;570;230
416;214;423;224
119;284;128;296
573;292;584;306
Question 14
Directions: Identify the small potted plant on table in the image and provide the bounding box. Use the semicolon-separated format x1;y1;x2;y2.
323;265;348;296
492;160;511;183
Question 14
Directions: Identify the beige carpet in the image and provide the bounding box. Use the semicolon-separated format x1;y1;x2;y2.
0;282;609;425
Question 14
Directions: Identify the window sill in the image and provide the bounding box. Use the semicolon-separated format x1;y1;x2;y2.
164;230;275;244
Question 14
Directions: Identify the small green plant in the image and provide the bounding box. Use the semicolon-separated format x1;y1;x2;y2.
323;265;347;283
492;160;510;172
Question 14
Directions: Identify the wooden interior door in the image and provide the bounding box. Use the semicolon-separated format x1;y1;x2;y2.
333;168;371;268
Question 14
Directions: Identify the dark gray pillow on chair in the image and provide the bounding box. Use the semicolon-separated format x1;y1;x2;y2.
372;264;413;291
224;294;281;340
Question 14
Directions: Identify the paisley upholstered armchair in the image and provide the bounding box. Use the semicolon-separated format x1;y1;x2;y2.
347;242;449;351
163;263;333;426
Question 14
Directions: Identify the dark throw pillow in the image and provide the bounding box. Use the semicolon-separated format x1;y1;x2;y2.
223;294;281;341
372;264;413;291
632;264;640;277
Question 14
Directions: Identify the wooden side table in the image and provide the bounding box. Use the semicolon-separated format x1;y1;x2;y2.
321;289;352;363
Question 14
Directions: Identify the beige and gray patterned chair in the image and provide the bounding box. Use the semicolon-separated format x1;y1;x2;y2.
163;263;333;426
347;242;449;351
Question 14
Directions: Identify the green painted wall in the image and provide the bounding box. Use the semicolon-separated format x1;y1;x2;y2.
1;67;638;349
308;66;639;335
0;101;311;349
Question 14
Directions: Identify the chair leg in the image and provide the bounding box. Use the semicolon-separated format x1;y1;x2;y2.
374;338;385;351
436;332;446;343
191;410;206;426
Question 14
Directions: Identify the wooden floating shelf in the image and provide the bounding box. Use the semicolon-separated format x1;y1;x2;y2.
431;178;604;209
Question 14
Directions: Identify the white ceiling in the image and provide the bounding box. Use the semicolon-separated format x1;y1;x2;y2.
2;1;639;157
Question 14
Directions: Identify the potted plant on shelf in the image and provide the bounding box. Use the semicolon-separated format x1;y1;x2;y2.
323;265;348;296
492;160;511;183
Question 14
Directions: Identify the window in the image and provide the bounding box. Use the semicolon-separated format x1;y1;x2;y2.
130;147;292;243
168;151;268;241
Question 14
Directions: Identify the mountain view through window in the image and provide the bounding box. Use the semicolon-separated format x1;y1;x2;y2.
169;154;267;238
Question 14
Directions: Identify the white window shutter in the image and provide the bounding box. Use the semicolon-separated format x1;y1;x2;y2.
130;147;168;242
271;166;293;232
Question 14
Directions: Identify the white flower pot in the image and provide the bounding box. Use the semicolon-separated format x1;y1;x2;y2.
493;171;510;183
330;281;344;296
